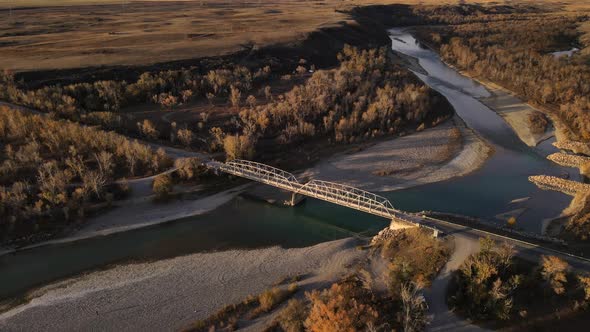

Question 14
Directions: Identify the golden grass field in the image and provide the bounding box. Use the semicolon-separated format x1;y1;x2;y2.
1;0;590;72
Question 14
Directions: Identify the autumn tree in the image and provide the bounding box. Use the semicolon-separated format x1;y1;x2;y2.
451;238;519;320
95;151;114;179
208;127;225;152
305;279;379;332
223;134;255;161
174;157;204;181
177;128;194;147
578;274;590;302
152;173;173;200
229;85;242;109
246;95;257;108
137;119;159;140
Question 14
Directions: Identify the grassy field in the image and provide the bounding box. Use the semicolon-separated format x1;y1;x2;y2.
1;0;590;73
2;0;588;72
0;0;354;71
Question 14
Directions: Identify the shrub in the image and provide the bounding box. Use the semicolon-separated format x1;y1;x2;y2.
277;299;308;332
528;111;549;134
258;287;284;313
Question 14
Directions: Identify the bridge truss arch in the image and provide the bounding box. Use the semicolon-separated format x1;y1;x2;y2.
220;159;300;190
295;180;396;218
214;159;399;219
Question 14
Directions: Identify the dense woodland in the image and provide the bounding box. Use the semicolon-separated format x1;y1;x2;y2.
413;6;590;140
0;45;450;163
217;46;451;160
0;62;271;147
0;107;171;243
451;238;590;328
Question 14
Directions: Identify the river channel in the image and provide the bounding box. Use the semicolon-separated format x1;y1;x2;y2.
0;28;575;301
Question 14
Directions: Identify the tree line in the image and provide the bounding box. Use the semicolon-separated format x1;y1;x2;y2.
0;106;171;243
0;63;271;125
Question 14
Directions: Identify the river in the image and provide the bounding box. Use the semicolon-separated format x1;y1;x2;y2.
0;29;575;301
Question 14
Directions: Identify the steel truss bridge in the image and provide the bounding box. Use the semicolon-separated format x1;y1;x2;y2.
207;159;427;228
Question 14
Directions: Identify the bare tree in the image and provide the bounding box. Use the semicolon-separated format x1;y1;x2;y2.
246;95;257;108
264;85;272;101
95;151;114;178
83;170;107;199
400;282;429;332
230;85;242;109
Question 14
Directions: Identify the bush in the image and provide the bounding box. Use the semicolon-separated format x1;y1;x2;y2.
528;111;549;134
152;173;173;199
259;287;284;312
277;299;308;332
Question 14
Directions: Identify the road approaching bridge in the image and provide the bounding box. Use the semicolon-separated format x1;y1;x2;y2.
207;159;427;230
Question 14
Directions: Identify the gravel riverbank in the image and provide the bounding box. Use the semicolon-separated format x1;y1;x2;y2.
0;238;364;331
300;116;491;192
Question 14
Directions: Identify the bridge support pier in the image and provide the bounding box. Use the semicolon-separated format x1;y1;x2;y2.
285;192;305;206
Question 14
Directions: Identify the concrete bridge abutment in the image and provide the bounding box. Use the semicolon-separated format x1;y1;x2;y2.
389;218;419;231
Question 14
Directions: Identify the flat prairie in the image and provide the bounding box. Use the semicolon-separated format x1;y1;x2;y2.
0;0;352;71
2;0;588;72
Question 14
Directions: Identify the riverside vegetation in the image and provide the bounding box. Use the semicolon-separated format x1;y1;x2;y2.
216;46;451;161
0;45;452;245
451;237;590;330
0;106;172;244
184;228;451;332
411;5;589;140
